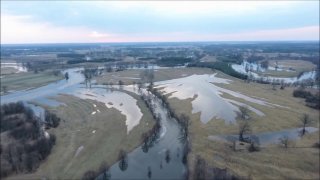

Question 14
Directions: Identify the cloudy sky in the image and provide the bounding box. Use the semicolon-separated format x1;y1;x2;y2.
1;1;319;44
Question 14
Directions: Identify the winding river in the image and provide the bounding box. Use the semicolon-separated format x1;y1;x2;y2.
1;67;186;179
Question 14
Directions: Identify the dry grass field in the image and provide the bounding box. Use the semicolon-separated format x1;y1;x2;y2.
95;67;213;85
161;71;319;179
1;71;63;94
7;93;154;180
259;60;316;77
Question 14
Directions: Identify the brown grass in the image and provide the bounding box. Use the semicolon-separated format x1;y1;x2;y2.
7;93;154;180
163;71;319;179
1;71;63;94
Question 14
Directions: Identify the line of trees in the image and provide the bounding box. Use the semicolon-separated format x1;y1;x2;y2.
147;87;191;170
140;93;161;153
83;67;99;88
67;58;117;64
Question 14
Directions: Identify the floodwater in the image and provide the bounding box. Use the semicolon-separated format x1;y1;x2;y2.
232;61;316;83
1;62;28;73
154;74;279;124
208;127;319;146
104;87;186;179
1;67;186;179
1;67;145;134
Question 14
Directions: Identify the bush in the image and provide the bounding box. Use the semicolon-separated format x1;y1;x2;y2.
248;142;260;152
44;110;61;128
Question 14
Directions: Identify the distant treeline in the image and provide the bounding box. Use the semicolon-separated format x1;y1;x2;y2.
0;102;60;178
57;53;85;58
188;62;248;80
138;57;157;61
203;42;319;54
67;58;117;64
156;57;192;66
217;55;242;64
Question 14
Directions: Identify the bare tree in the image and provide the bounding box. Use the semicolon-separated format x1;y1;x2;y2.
260;60;269;69
99;161;110;180
2;85;8;94
300;113;313;136
118;150;128;171
140;69;154;84
238;121;251;142
272;79;277;90
239;106;249;120
279;135;289;149
165;149;171;163
118;80;124;90
147;166;152;179
280;80;285;90
64;72;69;81
82;170;97;180
193;155;207;180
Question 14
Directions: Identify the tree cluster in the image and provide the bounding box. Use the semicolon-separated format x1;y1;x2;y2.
293;88;319;109
0;102;58;178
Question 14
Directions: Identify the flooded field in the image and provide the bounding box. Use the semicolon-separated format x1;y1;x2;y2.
1;62;28;73
155;74;280;123
1;65;318;179
1;67;187;179
232;60;317;83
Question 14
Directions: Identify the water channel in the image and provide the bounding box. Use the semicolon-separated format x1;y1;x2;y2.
1;67;186;179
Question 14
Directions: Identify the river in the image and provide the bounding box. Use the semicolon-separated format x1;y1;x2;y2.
0;67;186;179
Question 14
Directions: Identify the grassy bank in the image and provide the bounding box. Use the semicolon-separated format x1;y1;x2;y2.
160;71;319;179
0;71;63;95
8;93;154;180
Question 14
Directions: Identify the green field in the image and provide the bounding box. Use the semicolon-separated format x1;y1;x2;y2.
8;93;154;180
0;71;63;95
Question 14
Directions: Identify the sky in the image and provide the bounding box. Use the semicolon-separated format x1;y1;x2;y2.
1;1;319;44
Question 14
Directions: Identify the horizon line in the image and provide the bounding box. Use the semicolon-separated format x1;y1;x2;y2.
1;40;319;46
